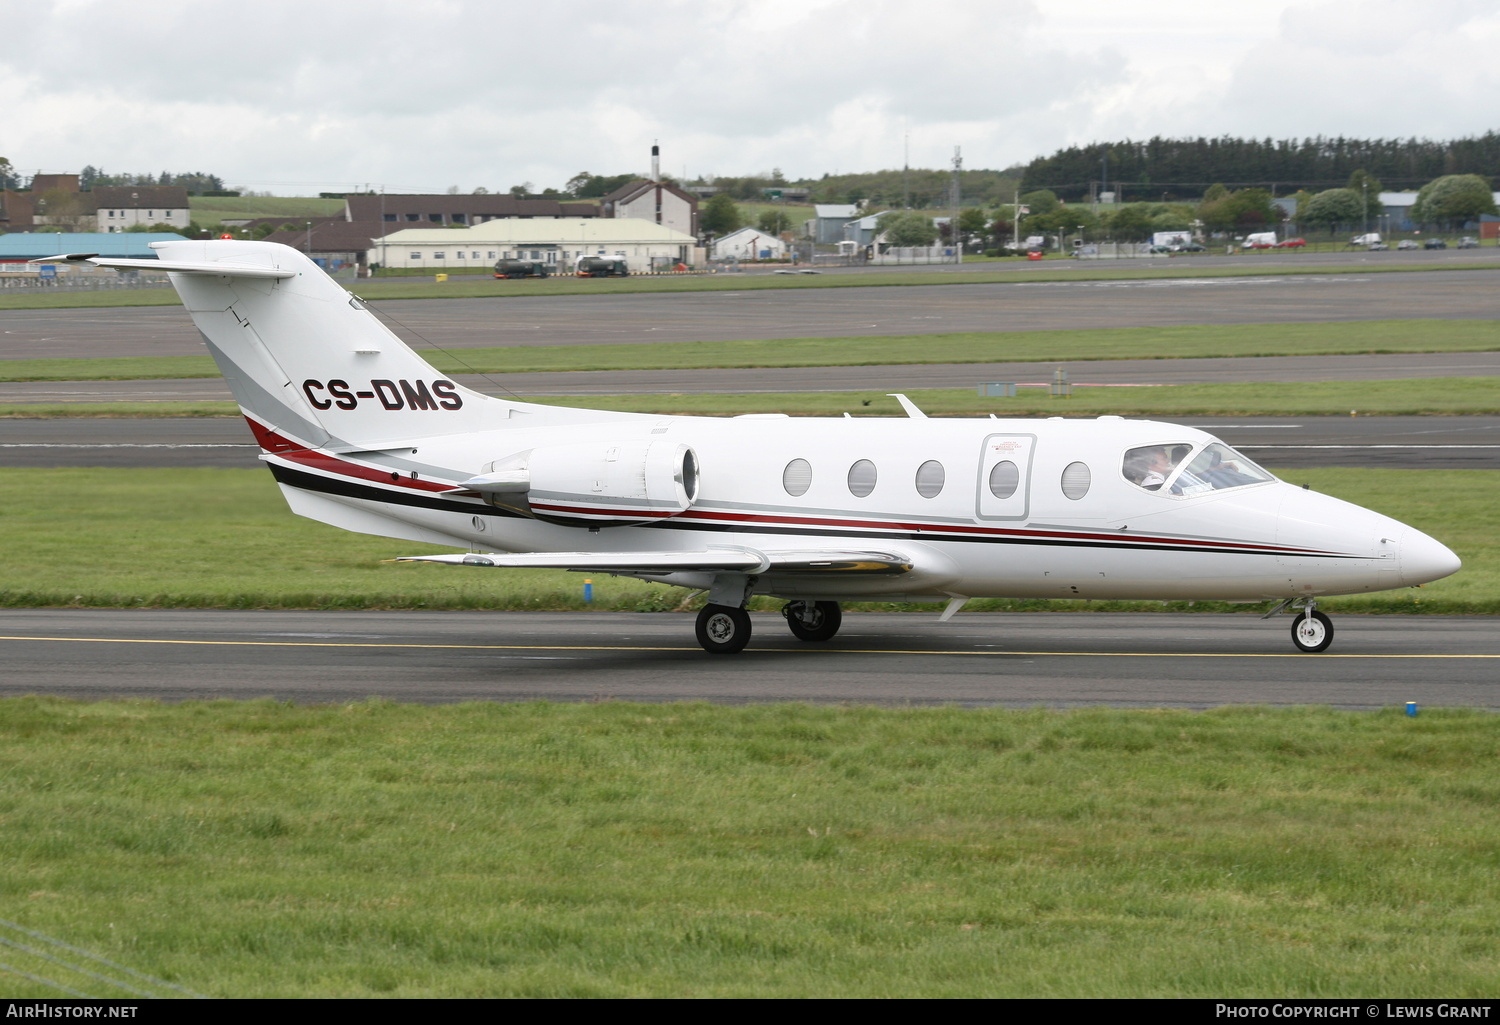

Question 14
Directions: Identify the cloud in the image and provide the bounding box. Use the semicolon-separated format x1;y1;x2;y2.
0;0;1494;194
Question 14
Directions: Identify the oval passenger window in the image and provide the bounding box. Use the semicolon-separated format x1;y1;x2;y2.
847;459;877;498
1061;461;1091;500
782;458;812;497
915;460;945;498
989;460;1019;499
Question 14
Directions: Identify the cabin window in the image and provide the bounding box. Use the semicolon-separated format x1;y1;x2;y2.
1123;442;1273;496
847;459;877;498
1122;444;1190;492
782;458;812;497
409;252;421;260
914;460;945;498
1122;441;1272;498
988;460;1019;499
433;252;445;260
1061;461;1091;500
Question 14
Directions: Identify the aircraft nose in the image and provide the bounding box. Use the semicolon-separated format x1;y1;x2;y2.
1400;528;1461;587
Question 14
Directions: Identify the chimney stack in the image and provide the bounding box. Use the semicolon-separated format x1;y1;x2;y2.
651;143;660;182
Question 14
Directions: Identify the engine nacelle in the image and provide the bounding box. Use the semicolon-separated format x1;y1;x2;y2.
465;440;700;527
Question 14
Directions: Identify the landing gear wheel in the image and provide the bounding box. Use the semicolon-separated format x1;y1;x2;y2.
696;604;751;654
1291;610;1334;653
783;601;842;642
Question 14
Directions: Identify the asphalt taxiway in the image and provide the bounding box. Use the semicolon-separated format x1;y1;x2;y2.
3;266;1497;361
2;609;1494;709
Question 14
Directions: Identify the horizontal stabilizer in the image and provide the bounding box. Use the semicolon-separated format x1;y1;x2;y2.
29;254;295;279
399;548;914;575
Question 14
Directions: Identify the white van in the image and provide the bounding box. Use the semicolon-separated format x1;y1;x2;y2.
1245;232;1278;249
1350;233;1382;247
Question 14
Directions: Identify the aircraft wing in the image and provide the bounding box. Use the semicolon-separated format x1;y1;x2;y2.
398;548;914;575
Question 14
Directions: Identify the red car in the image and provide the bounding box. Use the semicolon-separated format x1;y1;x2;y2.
1275;237;1307;248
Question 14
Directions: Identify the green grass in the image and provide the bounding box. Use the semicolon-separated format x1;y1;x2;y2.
2;700;1499;997
188;196;346;221
5;256;1500;310
5;320;1495;382
0;467;1489;613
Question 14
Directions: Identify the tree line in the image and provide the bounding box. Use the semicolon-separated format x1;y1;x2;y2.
1023;133;1500;201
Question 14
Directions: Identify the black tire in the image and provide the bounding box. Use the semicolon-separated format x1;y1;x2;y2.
783;600;842;642
1291;610;1334;653
696;604;751;654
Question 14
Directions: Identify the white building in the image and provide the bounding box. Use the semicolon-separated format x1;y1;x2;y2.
374;217;701;272
91;186;192;232
599;179;699;237
711;226;789;261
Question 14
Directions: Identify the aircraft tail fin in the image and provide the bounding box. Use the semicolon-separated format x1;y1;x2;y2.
118;239;524;447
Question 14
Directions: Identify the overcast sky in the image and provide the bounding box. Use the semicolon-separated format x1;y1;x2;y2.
4;0;1498;196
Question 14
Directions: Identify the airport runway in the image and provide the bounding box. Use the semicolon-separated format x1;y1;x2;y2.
4;415;1497;469
3;267;1498;360
1;609;1494;709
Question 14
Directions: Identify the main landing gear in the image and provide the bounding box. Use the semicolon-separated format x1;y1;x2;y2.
695;604;752;655
693;600;846;654
1268;598;1335;653
782;600;842;642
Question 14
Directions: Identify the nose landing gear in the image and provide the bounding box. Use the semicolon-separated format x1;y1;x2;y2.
1268;598;1335;653
1291;607;1334;653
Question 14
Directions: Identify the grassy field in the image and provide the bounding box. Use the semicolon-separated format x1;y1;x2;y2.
188;196;346;221
5;257;1500;311
4;320;1497;383
0;466;1489;613
2;699;1498;997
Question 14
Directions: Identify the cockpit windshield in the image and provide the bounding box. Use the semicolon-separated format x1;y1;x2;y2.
1122;442;1275;496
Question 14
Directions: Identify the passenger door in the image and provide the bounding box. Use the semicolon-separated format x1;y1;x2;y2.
976;434;1035;520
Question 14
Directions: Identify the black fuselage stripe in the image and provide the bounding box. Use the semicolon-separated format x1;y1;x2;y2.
269;464;521;519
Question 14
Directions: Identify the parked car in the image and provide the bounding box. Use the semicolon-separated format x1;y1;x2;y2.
1367;241;1389;251
1457;237;1478;249
1424;238;1448;250
1397;240;1419;251
1170;242;1206;252
492;259;549;279
1274;237;1307;248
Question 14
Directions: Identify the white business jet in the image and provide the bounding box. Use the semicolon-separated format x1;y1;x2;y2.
53;241;1459;654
